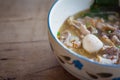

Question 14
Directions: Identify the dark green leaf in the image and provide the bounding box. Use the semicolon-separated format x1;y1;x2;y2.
90;0;120;16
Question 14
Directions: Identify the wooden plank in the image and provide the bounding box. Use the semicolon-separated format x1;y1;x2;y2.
0;41;80;80
23;66;79;80
0;0;54;43
0;19;36;43
0;40;59;79
0;0;48;19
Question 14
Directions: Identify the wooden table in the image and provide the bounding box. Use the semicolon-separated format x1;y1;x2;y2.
0;0;78;80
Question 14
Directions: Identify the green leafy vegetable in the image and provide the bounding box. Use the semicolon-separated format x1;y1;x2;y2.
117;45;120;49
86;22;91;28
57;32;60;36
108;30;112;34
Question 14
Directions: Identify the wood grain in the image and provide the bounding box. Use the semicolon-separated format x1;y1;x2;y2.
23;66;79;80
0;0;52;43
0;0;78;80
0;41;58;80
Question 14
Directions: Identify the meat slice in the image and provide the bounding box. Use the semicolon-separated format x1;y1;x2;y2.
102;47;119;57
100;46;120;64
112;30;120;39
101;35;115;46
67;16;90;36
59;30;81;48
96;22;116;31
111;35;120;45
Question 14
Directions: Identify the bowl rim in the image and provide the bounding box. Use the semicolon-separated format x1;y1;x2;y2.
48;0;120;68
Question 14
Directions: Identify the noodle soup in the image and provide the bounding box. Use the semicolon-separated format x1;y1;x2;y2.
57;10;120;64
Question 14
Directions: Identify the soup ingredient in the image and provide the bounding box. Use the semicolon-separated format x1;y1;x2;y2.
112;30;120;39
102;47;119;60
101;35;115;46
59;30;81;48
96;22;116;31
111;35;120;45
89;0;120;20
58;9;120;64
68;17;90;36
82;34;103;53
98;56;118;64
98;46;120;64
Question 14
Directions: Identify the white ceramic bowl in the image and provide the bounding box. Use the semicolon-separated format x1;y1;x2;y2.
48;0;120;80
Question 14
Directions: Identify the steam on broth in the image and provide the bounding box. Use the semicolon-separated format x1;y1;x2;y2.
57;9;120;64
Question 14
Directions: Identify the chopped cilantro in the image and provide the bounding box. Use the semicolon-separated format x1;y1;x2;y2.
108;30;112;34
117;45;120;48
94;33;98;36
86;22;91;28
57;32;60;36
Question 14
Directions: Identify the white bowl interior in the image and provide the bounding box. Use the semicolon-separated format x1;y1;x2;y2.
49;0;94;38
